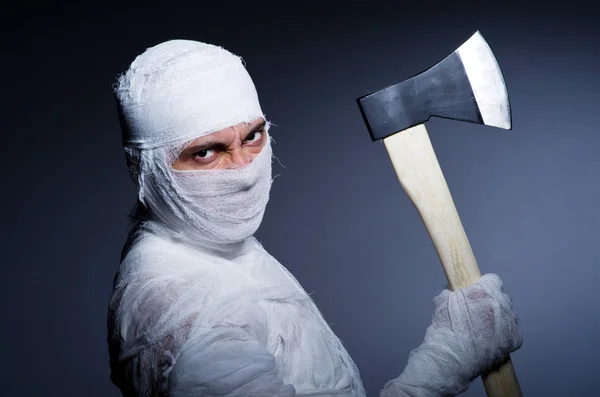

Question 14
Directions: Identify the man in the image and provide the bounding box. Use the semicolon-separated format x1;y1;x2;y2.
107;39;522;397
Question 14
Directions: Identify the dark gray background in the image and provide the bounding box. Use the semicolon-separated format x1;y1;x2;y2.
3;1;599;396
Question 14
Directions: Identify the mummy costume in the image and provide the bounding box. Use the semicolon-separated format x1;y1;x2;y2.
107;40;522;397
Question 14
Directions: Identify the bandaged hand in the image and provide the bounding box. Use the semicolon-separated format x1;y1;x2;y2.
380;273;523;397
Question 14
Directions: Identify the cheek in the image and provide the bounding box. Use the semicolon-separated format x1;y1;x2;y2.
245;144;266;160
208;153;231;169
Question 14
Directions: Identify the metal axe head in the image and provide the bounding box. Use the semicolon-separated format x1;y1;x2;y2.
356;31;511;141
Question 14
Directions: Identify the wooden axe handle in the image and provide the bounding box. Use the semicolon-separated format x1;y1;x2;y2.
382;123;522;397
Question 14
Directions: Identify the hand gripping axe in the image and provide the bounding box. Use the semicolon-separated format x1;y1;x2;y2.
356;31;521;396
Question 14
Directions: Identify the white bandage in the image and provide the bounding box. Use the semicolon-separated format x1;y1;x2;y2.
113;39;271;245
115;39;264;149
380;274;523;396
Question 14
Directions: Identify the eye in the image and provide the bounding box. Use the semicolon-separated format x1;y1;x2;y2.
244;130;264;144
193;148;216;162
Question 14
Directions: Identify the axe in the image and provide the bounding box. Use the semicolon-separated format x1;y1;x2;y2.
356;31;521;396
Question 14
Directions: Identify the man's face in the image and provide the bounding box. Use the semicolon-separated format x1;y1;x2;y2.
172;118;268;170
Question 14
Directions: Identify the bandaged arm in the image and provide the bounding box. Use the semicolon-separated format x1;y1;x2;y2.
379;274;523;397
167;325;296;397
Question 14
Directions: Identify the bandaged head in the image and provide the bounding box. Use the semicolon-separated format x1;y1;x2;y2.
114;39;272;245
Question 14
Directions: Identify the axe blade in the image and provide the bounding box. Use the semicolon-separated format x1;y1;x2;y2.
357;31;511;141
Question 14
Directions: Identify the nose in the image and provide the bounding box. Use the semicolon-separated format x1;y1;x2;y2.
228;148;252;169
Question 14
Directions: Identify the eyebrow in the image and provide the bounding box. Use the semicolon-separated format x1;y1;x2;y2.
243;119;267;139
183;120;267;154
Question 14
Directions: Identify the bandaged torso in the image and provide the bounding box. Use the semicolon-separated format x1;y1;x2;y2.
108;225;367;397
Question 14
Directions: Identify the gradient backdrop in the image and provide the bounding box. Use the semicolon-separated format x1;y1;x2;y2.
3;2;599;396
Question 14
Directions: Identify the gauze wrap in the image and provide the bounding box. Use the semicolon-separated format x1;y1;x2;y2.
114;39;271;245
107;39;522;397
380;274;523;397
108;231;367;397
109;39;367;397
139;138;273;245
116;39;263;150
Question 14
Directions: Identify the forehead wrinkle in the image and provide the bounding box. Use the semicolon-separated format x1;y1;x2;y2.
180;117;267;154
234;118;266;133
188;131;235;150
